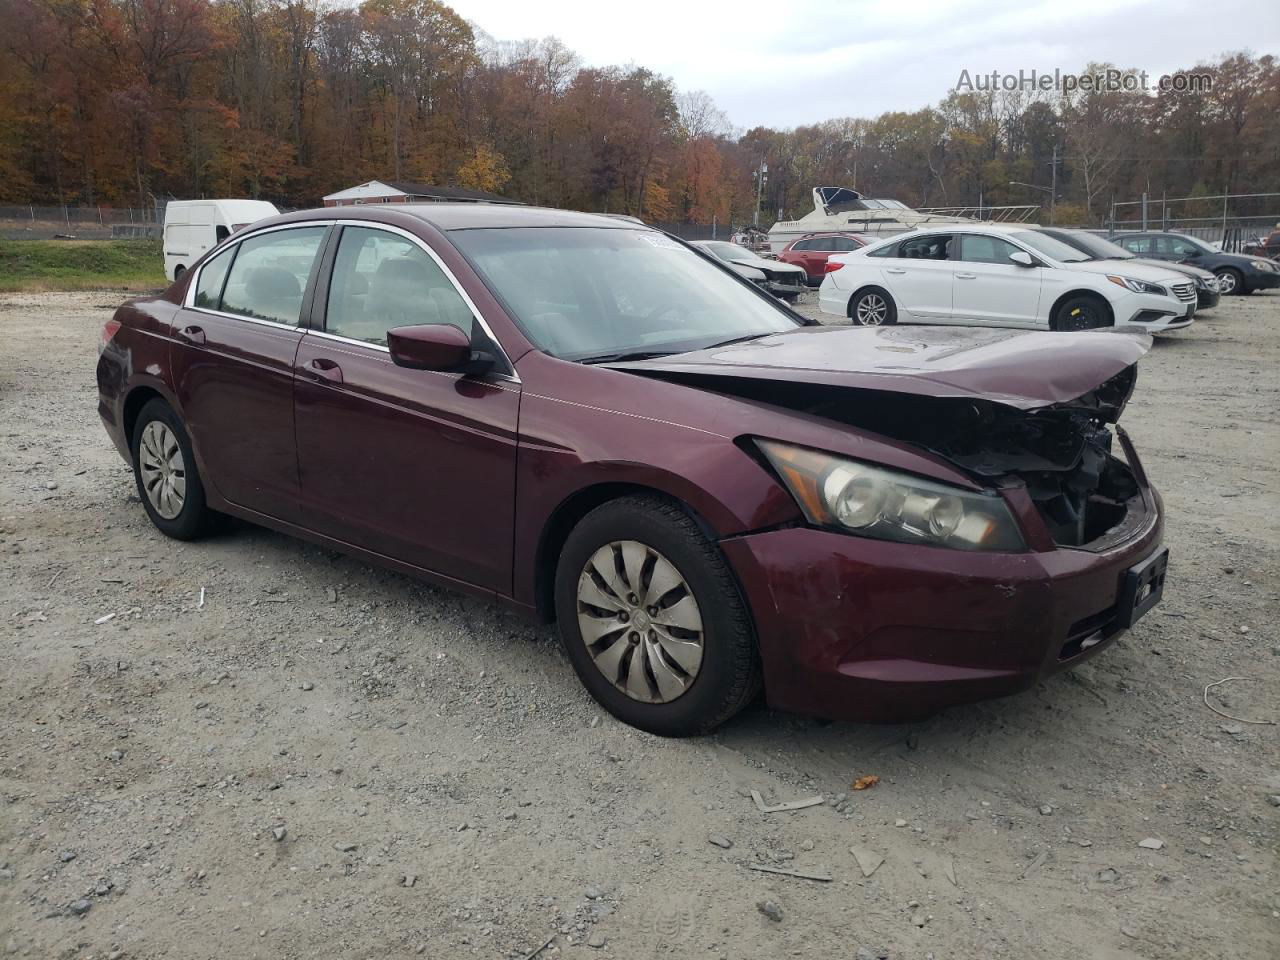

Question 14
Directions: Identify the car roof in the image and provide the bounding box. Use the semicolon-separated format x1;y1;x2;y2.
367;203;635;231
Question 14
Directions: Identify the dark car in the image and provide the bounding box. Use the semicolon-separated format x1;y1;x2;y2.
97;204;1168;736
690;240;807;301
1113;231;1280;295
776;233;868;285
1037;227;1221;310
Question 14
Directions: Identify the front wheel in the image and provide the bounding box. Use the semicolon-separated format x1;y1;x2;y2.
848;288;897;326
131;398;217;540
1051;295;1109;331
1214;268;1243;296
554;496;761;736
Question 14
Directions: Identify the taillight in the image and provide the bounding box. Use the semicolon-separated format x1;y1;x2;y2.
824;261;845;273
100;319;121;353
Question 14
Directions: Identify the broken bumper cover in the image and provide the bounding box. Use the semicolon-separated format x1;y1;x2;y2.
760;278;807;297
720;489;1164;723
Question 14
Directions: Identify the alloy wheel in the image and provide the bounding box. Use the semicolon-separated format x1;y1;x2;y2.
855;294;888;325
576;540;705;704
1214;269;1238;294
138;421;187;520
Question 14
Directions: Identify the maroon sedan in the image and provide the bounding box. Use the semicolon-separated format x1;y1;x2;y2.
97;205;1168;736
777;232;868;284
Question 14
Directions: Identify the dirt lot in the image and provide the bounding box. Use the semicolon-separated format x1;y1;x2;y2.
2;290;1278;960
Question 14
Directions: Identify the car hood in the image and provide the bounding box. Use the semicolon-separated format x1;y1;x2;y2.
607;325;1151;415
732;257;803;274
1125;258;1214;280
1058;259;1188;284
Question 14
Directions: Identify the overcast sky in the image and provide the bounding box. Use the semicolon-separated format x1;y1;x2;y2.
452;0;1280;129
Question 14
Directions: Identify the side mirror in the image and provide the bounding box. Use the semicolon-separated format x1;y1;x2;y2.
1009;251;1036;267
388;324;491;374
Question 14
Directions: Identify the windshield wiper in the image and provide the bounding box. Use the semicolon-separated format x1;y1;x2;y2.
706;332;771;349
577;350;679;365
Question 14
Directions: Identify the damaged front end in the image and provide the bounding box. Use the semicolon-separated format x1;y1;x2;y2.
800;365;1146;548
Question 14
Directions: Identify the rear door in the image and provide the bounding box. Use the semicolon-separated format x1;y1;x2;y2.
293;224;520;593
170;224;330;524
952;233;1044;325
882;233;955;319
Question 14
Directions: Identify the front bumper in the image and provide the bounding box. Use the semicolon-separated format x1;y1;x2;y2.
1244;270;1280;292
761;277;807;297
1196;287;1221;309
1116;290;1195;331
721;480;1164;723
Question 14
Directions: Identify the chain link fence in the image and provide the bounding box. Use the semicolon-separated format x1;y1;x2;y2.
0;204;161;240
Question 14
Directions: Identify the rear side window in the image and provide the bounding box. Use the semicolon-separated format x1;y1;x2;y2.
193;246;235;309
790;239;814;251
325;226;475;346
899;235;952;260
827;237;860;252
1119;236;1151;255
220;227;327;325
867;241;898;258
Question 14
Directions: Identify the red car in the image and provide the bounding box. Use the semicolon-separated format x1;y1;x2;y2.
777;232;869;284
97;205;1168;736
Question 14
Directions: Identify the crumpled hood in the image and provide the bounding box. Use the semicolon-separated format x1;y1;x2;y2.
732;258;804;274
607;325;1151;412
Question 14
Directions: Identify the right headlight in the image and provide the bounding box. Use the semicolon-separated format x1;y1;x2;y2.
756;440;1026;552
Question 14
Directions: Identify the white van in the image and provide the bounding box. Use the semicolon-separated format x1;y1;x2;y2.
163;199;279;281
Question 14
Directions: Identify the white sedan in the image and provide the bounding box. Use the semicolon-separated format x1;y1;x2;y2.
819;225;1197;332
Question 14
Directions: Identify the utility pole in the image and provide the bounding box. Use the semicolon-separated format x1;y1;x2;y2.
1049;143;1058;225
753;160;768;227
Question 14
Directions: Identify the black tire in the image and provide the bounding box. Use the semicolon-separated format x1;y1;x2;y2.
553;495;761;736
1051;294;1110;331
131;398;216;540
1214;267;1243;296
848;287;897;326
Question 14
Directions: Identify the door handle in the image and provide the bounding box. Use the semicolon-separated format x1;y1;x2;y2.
178;325;205;345
304;357;343;384
956;272;977;280
886;268;906;274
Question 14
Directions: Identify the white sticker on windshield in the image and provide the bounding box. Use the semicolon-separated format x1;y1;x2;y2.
640;234;684;250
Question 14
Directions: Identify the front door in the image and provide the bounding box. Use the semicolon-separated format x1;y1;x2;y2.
293;224;520;594
169;224;330;523
951;233;1044;325
882;233;955;319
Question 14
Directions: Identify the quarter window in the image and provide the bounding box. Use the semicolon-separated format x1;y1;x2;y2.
958;234;1022;264
219;227;327;325
325;226;475;346
193;246;235;310
898;235;952;260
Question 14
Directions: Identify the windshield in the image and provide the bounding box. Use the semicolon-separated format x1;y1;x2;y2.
451;227;800;362
1047;230;1134;260
702;241;763;263
1011;230;1092;263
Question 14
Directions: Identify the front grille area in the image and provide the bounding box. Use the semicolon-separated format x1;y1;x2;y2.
1171;282;1195;302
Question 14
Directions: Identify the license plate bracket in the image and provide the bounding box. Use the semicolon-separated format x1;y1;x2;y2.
1116;547;1168;628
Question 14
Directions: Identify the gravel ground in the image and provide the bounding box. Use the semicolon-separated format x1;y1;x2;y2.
2;289;1278;960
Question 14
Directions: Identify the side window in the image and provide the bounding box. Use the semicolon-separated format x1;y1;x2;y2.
898;235;952;260
958;234;1022;265
193;245;235;310
326;226;475;346
790;239;814;251
1168;238;1198;257
1120;236;1151;255
220;227;327;325
830;237;859;251
867;242;898;258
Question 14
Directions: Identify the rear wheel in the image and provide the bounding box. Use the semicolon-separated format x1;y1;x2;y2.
848;287;897;326
131;398;216;540
1051;294;1110;331
554;496;760;736
1214;267;1242;296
